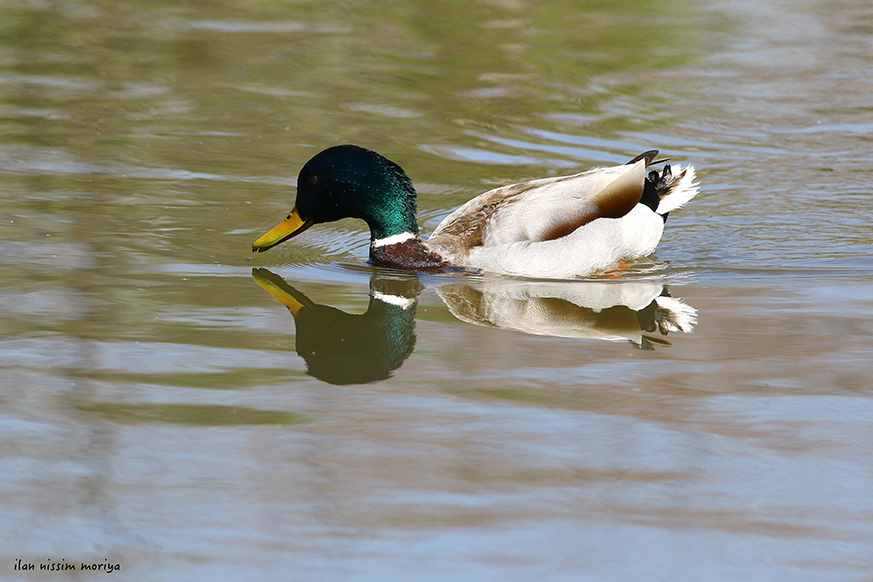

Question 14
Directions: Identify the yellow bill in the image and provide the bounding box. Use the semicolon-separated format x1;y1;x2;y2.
252;206;314;252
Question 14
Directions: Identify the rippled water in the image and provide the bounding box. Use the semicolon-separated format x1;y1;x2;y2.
2;0;872;580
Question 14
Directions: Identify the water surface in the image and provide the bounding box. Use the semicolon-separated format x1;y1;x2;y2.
1;0;872;580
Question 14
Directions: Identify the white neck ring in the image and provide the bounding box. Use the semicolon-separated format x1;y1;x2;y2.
371;232;416;248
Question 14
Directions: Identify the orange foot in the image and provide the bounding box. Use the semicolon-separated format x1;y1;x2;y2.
601;260;631;278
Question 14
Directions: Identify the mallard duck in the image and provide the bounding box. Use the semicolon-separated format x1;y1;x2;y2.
252;145;698;278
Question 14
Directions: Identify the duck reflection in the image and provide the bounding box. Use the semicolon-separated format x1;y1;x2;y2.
252;268;422;385
437;279;696;350
253;269;697;385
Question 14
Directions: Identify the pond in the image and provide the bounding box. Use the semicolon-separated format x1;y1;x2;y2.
1;0;872;580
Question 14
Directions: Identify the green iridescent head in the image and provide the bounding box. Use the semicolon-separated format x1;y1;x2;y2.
296;145;420;239
253;145;420;252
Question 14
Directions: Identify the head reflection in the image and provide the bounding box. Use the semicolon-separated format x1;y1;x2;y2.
437;279;697;350
252;268;422;385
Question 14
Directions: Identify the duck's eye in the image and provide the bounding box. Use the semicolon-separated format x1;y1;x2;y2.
307;175;319;186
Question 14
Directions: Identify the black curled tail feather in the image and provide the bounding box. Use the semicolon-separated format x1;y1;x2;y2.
639;163;689;223
626;150;660;166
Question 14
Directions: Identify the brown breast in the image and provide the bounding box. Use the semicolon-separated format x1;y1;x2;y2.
369;237;450;272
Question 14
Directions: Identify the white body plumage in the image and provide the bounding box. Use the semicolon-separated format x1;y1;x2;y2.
427;160;698;278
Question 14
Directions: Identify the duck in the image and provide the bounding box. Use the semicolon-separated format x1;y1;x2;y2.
252;144;699;278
